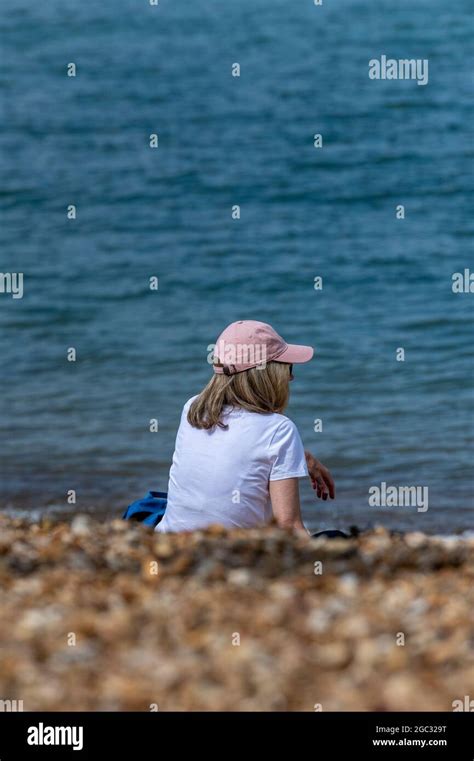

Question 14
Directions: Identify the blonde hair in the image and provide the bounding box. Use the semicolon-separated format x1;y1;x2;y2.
188;362;291;430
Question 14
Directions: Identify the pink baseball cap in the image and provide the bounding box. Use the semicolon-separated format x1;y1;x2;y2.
212;320;314;375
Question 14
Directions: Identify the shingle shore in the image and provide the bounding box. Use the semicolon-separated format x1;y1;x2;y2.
0;514;472;711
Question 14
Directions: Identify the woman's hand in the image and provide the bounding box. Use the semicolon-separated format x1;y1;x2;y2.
305;451;336;501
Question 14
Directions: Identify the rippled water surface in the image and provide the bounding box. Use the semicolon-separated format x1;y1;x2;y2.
1;0;473;532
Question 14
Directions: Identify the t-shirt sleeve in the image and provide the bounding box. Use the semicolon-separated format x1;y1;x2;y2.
269;417;308;481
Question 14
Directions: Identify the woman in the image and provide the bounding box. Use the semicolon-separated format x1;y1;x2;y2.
156;320;335;534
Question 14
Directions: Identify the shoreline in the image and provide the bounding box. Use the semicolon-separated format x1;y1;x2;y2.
0;514;473;711
1;505;472;539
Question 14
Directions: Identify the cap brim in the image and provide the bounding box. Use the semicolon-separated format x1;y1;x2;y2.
275;343;314;365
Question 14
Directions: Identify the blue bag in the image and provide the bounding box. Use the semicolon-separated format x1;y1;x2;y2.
122;490;167;528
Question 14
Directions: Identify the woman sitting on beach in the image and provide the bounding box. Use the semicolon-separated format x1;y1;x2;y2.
156;320;335;535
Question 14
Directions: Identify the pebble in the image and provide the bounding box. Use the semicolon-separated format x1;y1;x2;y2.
0;514;472;710
70;515;93;537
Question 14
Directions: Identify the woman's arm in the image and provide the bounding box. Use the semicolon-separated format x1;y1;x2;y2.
269;477;308;534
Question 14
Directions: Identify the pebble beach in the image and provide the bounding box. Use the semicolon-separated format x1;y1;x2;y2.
0;514;473;712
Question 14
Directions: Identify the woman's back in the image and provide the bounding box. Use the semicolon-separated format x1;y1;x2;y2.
156;396;307;533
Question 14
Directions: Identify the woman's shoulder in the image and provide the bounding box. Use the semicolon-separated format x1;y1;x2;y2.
267;411;299;433
243;409;299;435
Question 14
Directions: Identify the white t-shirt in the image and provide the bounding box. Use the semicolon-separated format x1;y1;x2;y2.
156;397;308;533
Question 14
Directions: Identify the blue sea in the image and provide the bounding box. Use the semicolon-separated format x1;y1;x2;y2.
1;0;473;533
